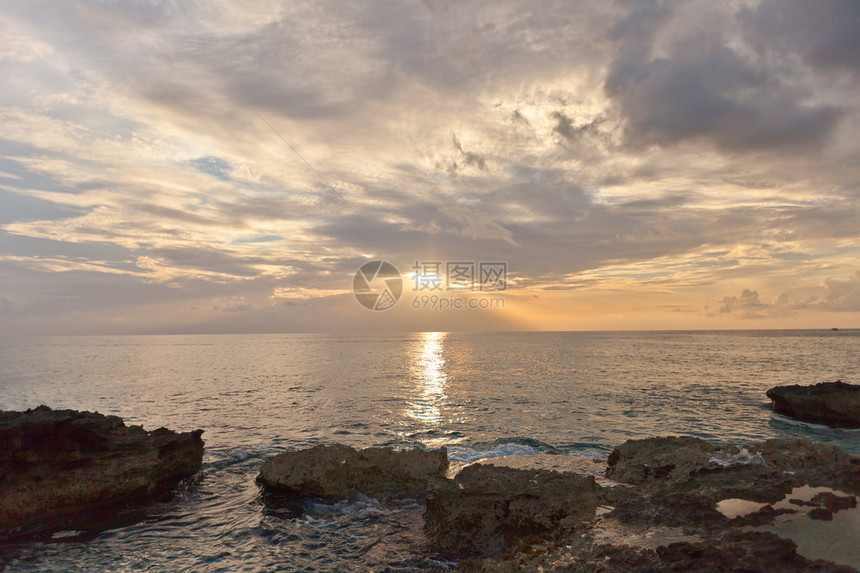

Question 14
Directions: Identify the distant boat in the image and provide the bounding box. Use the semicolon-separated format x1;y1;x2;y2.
832;327;839;331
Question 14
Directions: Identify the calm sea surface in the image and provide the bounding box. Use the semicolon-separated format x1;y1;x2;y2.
1;331;858;571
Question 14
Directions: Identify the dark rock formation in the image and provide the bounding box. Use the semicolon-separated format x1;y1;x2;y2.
257;444;448;498
767;380;860;428
788;491;857;524
0;405;204;534
456;523;855;572
605;435;718;485
809;491;857;511
424;463;600;557
436;436;860;571
605;436;857;501
730;504;798;527
653;531;854;572
807;507;834;521
254;437;859;570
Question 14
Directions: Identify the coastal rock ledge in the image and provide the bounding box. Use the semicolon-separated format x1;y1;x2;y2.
257;444;448;497
767;380;860;428
257;439;859;570
0;405;204;534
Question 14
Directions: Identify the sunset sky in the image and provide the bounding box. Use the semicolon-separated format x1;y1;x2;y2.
1;1;859;334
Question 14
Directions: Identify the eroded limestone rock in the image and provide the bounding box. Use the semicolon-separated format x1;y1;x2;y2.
767;381;860;428
424;463;601;557
0;405;204;533
257;443;448;497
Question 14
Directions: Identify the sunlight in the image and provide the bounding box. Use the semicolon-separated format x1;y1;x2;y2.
407;331;448;425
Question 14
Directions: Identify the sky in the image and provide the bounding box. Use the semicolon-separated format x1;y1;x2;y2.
1;0;859;335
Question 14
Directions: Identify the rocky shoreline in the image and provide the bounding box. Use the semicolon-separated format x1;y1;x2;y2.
0;405;204;538
255;437;859;571
2;389;859;571
767;381;860;428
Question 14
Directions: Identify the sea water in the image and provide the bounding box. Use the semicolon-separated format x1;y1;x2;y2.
0;330;858;571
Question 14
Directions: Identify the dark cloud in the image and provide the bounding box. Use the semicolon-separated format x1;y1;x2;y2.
551;112;608;148
741;0;860;74
605;3;843;151
451;134;486;171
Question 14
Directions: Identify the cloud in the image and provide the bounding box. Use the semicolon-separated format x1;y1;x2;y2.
451;133;487;171
220;296;252;313
741;0;860;74
714;288;810;319
439;205;517;246
0;297;12;317
713;270;860;319
1;1;860;333
604;4;844;151
819;271;860;311
717;289;770;318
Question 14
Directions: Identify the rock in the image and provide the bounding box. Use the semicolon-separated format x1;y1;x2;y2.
792;491;858;513
730;504;797;526
807;507;833;521
606;436;858;502
0;405;204;534
655;530;853;572
767;381;860;428
425;435;860;570
605;436;718;485
755;438;854;470
455;527;852;572
257;444;448;498
752;438;860;494
424;463;601;557
810;491;857;512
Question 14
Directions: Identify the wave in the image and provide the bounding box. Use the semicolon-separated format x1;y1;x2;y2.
769;413;860;433
447;437;609;464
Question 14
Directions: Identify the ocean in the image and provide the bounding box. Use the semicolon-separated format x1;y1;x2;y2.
1;330;858;571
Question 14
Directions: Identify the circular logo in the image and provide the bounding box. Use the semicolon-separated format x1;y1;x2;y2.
353;260;403;311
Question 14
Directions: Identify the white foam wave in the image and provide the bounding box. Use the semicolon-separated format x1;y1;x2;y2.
709;446;766;467
306;494;386;519
446;443;540;464
771;413;860;432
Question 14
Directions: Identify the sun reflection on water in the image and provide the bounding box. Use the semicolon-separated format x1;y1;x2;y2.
407;331;448;425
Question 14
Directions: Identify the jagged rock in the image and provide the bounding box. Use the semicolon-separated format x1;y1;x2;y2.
730;504;798;526
752;438;860;495
0;405;204;533
655;530;854;572
810;491;857;511
755;437;854;470
605;435;724;486
791;491;857;512
767;381;860;428
257;444;448;497
429;435;860;570
808;507;834;521
456;528;852;572
424;463;601;557
455;531;665;572
605;436;858;500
